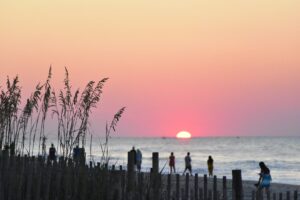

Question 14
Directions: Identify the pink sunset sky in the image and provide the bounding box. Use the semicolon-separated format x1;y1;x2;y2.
1;0;300;137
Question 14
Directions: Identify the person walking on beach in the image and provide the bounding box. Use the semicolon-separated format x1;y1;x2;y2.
183;152;192;175
169;152;176;174
255;162;272;192
48;143;56;162
136;149;142;172
207;155;214;177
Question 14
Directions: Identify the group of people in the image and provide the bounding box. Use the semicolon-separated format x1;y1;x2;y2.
129;147;143;172
48;143;86;165
171;152;271;191
169;152;214;177
51;144;271;192
132;148;271;192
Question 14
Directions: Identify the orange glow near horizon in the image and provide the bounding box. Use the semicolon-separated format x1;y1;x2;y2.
176;131;192;139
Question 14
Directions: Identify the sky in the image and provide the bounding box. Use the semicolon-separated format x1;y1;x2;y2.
1;0;300;137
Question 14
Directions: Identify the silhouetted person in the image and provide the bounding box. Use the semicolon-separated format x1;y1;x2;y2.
129;146;137;167
169;152;176;174
73;145;80;162
136;149;142;172
207;155;214;177
48;143;56;162
183;152;192;175
255;162;272;192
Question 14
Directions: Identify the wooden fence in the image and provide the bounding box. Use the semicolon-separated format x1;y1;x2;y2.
0;152;298;200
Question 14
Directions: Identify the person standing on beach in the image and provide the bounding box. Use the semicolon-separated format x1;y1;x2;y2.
255;162;272;192
129;146;137;169
169;152;176;174
48;143;56;162
183;152;192;175
207;155;214;177
136;149;142;172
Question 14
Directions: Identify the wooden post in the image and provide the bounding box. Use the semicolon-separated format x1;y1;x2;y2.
223;176;227;200
279;193;283;200
232;170;243;200
167;174;171;200
273;193;276;200
152;152;159;174
152;152;159;200
121;170;125;200
195;174;199;200
204;174;208;200
294;191;298;200
287;191;291;200
127;151;135;191
213;175;217;200
185;174;190;200
138;172;144;200
176;174;180;200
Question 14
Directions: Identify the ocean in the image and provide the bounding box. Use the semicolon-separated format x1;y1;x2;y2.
85;136;300;185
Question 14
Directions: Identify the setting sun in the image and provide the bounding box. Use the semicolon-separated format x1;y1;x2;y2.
176;131;192;139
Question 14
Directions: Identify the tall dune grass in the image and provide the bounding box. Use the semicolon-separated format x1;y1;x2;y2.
0;67;125;162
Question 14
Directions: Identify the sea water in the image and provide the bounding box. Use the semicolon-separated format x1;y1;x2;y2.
41;136;300;185
87;136;300;185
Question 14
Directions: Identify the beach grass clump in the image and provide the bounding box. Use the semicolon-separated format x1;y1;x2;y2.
0;67;125;160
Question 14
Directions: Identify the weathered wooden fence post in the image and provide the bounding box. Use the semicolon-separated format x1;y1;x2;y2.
195;174;199;200
204;174;208;200
223;176;227;200
152;152;159;174
121;169;125;200
279;193;283;200
294;191;298;200
152;152;159;200
167;174;171;200
185;173;190;200
138;172;144;200
232;170;243;200
127;150;135;192
213;175;217;200
176;174;180;200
